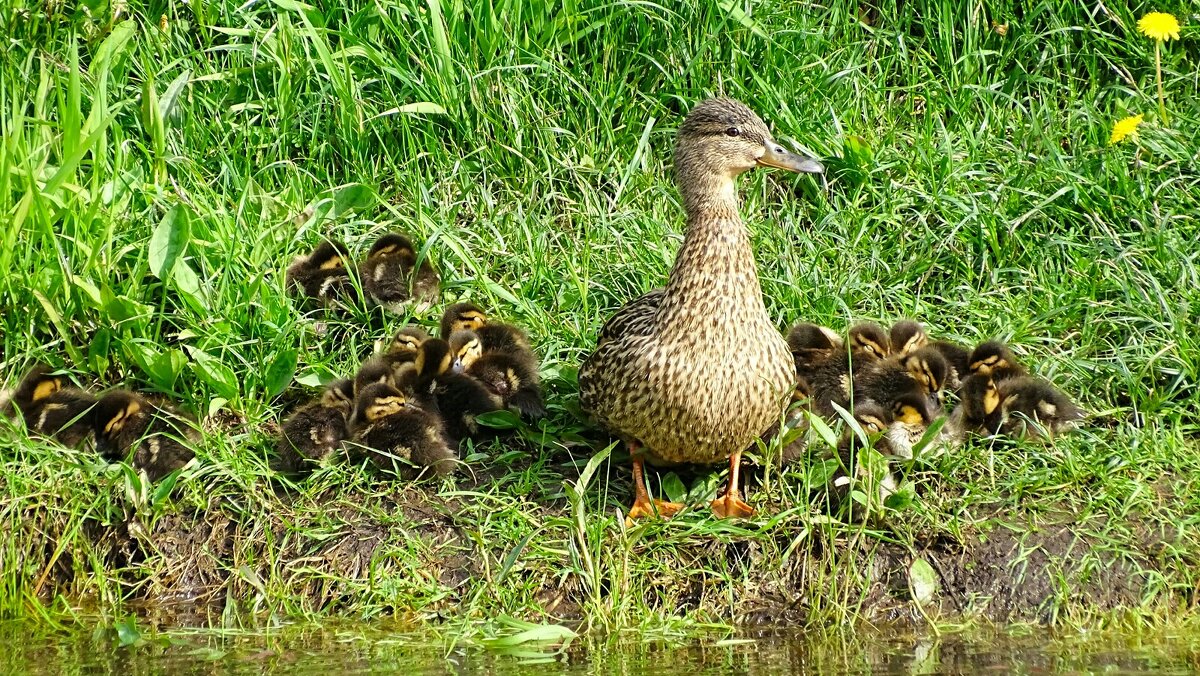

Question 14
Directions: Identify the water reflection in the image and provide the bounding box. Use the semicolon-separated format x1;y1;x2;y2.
1;621;1197;674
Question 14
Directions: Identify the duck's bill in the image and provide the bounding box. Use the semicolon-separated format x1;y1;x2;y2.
758;143;824;173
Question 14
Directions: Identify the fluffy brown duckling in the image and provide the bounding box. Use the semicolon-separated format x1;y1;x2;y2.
349;382;456;477
968;340;1027;383
943;373;1005;441
995;376;1085;440
285;239;354;306
928;340;972;392
881;390;940;459
828;402;898;520
450;328;545;418
359;234;441;312
10;365;96;447
802;322;892;417
417;337;503;443
93;390;198;481
889;320;928;356
854;345;949;414
786;322;842;362
440;302;533;358
383;326;430;367
277;378;354;474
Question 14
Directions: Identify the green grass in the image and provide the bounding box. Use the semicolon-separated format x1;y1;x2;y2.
1;0;1199;637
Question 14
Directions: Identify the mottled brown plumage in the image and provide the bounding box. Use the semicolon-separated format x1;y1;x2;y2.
348;382;456;477
889;320;928;356
11;364;96;447
577;98;823;521
285;239;354;306
93;390;198;481
359;233;441;312
996;376;1085;440
277;378;354;474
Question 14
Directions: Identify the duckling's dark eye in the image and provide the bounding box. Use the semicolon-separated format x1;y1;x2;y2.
725;127;741;137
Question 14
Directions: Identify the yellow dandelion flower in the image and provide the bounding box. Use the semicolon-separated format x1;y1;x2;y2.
1138;12;1180;41
1109;114;1144;145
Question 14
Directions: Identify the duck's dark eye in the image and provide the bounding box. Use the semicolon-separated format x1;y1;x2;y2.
725;127;741;137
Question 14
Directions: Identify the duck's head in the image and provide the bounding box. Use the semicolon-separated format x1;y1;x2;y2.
969;341;1021;376
94;390;142;437
414;338;453;380
447;330;483;373
15;365;64;407
900;346;949;397
851;402;892;436
321;378;355;409
891;391;937;428
786;322;842;356
889;320;928;356
368;233;415;259
440;302;487;338
674;98;824;183
848;322;891;361
309;240;350;271
958;373;1001;417
388;326;430;357
354;382;408;423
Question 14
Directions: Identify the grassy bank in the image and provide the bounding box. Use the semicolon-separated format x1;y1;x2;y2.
2;0;1199;633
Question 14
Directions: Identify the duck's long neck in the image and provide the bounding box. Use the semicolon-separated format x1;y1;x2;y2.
661;170;766;323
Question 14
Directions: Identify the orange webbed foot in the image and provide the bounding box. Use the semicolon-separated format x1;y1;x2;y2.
625;498;685;526
710;494;755;519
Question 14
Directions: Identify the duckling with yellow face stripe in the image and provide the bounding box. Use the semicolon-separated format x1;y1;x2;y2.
285;239;355;306
93;390;197;481
10;365;96;448
440;302;535;365
278;378;354;474
349;382;456;477
854;345;948;415
417;336;502;443
881;391;939;459
995;376;1085;440
802;322;891;417
359;234;442;313
889;320;928;357
968;340;1027;383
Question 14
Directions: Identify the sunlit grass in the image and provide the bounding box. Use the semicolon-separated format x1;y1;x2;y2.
1;0;1198;634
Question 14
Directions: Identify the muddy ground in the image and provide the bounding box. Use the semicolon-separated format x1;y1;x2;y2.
7;453;1194;630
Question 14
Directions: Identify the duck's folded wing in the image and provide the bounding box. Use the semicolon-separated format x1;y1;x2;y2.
595;288;665;345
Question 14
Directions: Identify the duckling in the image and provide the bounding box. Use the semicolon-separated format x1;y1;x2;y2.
786;322;843;363
938;374;1004;450
968;340;1027;383
828;402;898;520
382;326;430;368
995;376;1085;440
578;97;824;521
349;382;456;477
889;320;928;356
881;391;939;459
277;378;354;474
446;329;485;373
440;302;533;358
928;340;972;392
854;345;949;414
417;337;503;443
803;322;892;418
359;234;441;312
468;351;547;419
285;239;354;306
10;365;96;447
93;390;198;481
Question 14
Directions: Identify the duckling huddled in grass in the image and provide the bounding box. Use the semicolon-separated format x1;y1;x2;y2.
782;319;1086;458
274;300;544;478
2;363;199;481
286;232;441;313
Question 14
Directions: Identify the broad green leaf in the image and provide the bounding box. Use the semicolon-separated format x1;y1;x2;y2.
263;349;299;399
114;617;141;647
396;102;446;115
909;557;939;605
149;204;191;279
158;70;192;121
173;260;208;309
331;183;374;217
661;472;686;503
477;409;521;429
151;469;182;507
187;348;239;400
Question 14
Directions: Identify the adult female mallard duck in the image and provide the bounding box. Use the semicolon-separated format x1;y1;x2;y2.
578;98;823;521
